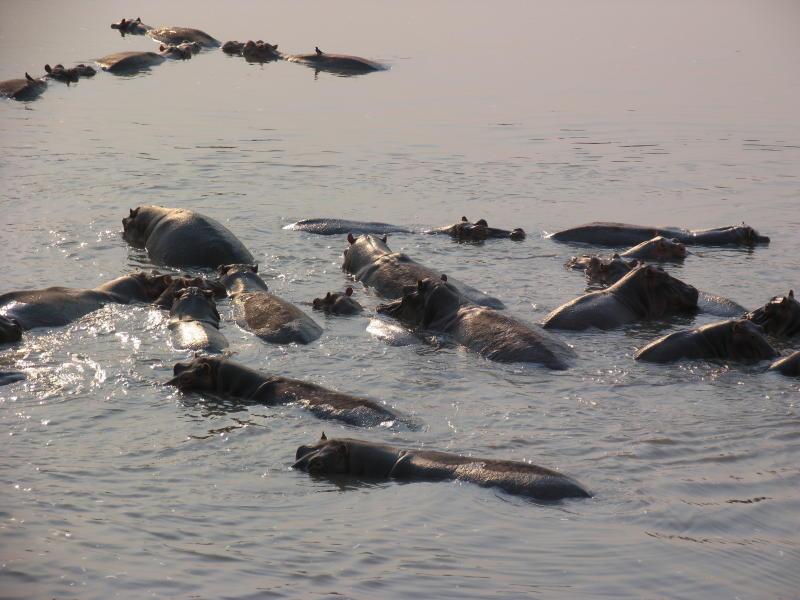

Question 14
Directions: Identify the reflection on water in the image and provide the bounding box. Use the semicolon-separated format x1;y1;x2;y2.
2;0;800;598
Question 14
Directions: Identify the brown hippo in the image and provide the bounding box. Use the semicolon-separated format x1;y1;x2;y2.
147;26;220;48
745;290;800;338
343;233;504;309
293;433;591;502
222;40;282;62
567;237;686;274
634;319;778;363
217;264;322;344
110;17;151;36
543;265;698;330
377;276;575;370
168;357;415;428
44;63;96;84
0;272;174;330
0;73;47;101
96;51;167;73
122;206;254;269
284;218;410;235
158;44;195;60
426;216;525;242
0;315;22;343
769;351;800;377
549;221;769;247
167;287;228;352
285;46;385;75
152;276;226;309
566;254;640;286
312;287;364;315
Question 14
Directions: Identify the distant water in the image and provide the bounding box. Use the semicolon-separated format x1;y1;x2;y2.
1;1;799;598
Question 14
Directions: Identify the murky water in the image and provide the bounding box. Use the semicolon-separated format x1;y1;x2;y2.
1;1;799;598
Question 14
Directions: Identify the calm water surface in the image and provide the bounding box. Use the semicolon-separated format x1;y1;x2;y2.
1;1;799;598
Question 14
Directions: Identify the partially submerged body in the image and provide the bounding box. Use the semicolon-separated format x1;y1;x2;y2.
167;287;228;352
285;46;386;74
0;73;47;101
284;218;410;235
312;287;364;315
549;222;769;247
426;217;525;242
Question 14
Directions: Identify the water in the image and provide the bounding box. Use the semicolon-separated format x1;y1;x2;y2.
1;1;799;598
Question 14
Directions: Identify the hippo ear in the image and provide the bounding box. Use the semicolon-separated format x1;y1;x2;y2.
45;64;52;73
347;233;356;244
381;235;388;243
160;44;165;51
272;44;278;50
325;292;331;299
440;274;448;282
345;287;353;297
136;17;141;22
789;290;795;300
25;72;34;82
320;431;327;440
461;216;468;222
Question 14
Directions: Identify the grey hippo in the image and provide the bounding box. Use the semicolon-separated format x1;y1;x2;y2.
426;216;526;242
543;265;698;330
293;433;591;502
44;63;96;84
0;315;23;343
217;264;322;344
122;206;254;269
769;351;800;377
0;371;25;387
566;236;687;273
284;218;411;235
343;233;505;309
222;40;282;63
0;272;174;330
549;221;769;247
634;319;778;363
0;73;47;101
96;46;192;74
110;17;151;36
377;276;575;370
285;46;386;75
744;290;800;338
147;26;220;48
168;357;415;428
166;287;228;353
312;287;364;316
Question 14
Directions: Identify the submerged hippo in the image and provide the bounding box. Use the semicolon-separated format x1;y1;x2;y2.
168;357;414;428
0;73;47;101
44;63;96;84
217;264;322;344
0;315;22;343
96;51;167;73
343;234;504;309
0;272;174;330
0;371;25;387
284;218;410;235
745;290;800;338
110;17;151;35
635;319;778;363
567;236;686;269
377;276;575;369
549;222;769;247
543;265;698;330
769;351;800;377
293;433;591;502
285;46;385;74
222;40;281;62
167;287;228;352
122;206;254;269
147;26;220;48
152;276;226;309
426;217;525;242
312;287;364;315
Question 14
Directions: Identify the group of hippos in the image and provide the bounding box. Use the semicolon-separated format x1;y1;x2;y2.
0;17;387;101
1;203;796;502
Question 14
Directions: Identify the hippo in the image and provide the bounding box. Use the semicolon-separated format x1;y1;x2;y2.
146;26;220;48
0;272;174;330
122;206;254;269
769;351;800;377
285;46;386;75
549;222;769;247
377;276;575;369
168;357;414;428
293;433;591;502
620;236;688;260
217;264;322;344
167;287;228;352
110;17;151;36
566;254;640;286
312;287;364;315
543;265;698;330
158;44;195;60
0;371;25;387
745;290;800;338
222;40;282;62
44;63;96;84
343;234;505;309
284;219;411;236
96;51;167;73
0;315;22;343
152;276;226;309
0;73;47;101
635;319;778;363
426;217;526;242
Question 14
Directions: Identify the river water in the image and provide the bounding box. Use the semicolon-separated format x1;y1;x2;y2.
1;1;799;598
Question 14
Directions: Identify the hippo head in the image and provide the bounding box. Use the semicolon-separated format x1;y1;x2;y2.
160;44;192;60
342;233;389;273
44;63;79;84
312;287;364;315
728;320;779;360
735;223;770;246
292;432;349;475
222;41;246;54
153;276;226;308
650;237;687;260
509;228;526;241
177;42;202;55
167;357;218;391
171;286;219;315
617;265;698;317
377;275;461;328
119;271;175;302
242;40;281;61
0;315;23;343
586;254;638;286
216;263;262;293
746;290;800;337
110;17;141;35
122;207;146;245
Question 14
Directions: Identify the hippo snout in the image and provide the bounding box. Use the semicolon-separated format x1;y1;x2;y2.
510;228;526;241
